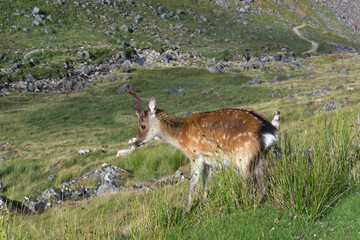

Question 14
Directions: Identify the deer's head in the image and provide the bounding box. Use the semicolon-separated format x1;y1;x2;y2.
126;85;160;147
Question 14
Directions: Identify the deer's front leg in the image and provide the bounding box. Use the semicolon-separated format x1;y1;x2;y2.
183;156;204;217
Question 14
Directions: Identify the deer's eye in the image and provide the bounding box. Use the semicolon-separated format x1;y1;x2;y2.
141;125;146;130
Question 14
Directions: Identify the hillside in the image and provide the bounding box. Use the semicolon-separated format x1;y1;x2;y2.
1;0;360;83
1;1;360;239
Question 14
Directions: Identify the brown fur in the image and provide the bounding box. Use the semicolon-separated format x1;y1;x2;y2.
129;95;277;217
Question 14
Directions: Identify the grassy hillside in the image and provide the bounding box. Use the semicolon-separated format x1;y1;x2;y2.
1;0;360;239
1;0;360;82
1;52;360;238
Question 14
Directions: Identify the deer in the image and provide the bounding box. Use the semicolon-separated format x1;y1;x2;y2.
125;85;278;216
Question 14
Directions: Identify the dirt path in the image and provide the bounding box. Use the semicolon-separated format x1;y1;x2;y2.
293;24;319;54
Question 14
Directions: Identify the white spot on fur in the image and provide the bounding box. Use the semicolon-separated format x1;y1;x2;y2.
243;119;247;124
248;132;252;136
263;132;278;148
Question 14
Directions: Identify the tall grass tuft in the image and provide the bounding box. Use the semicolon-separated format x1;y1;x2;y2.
0;212;26;239
131;156;264;239
268;113;359;220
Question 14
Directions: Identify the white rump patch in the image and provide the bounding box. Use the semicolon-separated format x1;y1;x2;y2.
262;132;278;148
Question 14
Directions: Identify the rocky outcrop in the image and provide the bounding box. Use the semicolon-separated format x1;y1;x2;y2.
0;162;187;215
321;0;360;35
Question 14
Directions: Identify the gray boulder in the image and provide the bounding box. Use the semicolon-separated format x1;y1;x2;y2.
74;82;84;91
77;51;90;59
120;60;131;73
242;78;262;87
32;7;40;15
81;65;91;75
315;102;343;115
18;81;28;89
0;195;32;214
119;24;129;32
115;83;130;94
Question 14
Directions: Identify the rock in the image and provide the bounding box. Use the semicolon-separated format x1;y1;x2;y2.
105;73;115;81
77;149;90;155
49;164;60;172
242;78;262;87
178;86;185;92
176;9;184;15
164;88;178;93
25;73;37;82
32;7;40;15
18;81;28;89
74;82;84;91
306;90;324;97
199;15;208;23
175;170;182;178
115;83;130;94
213;92;223;97
338;68;348;75
120;60;131;73
315;102;343;115
81;65;91;75
0;195;32;214
207;62;226;73
118;74;130;80
40;187;68;205
285;94;295;101
43;28;55;34
0;92;7;97
98;63;109;70
265;25;272;31
206;66;218;73
28;82;35;92
70;187;89;201
77;51;90;59
97;182;122;195
32;20;41;26
48;175;57;181
335;85;346;90
119;24;129;32
0;156;5;162
84;81;94;88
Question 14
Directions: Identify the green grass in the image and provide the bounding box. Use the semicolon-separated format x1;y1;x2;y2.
179;188;360;240
1;0;360;82
1;52;360;238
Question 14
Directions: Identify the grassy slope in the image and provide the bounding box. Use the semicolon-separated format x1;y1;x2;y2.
1;52;360;238
1;0;360;82
180;189;360;239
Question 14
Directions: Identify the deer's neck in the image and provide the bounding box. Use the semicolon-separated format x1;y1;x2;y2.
156;110;184;148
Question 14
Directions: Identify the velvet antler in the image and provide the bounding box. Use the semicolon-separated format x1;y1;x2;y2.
125;85;143;113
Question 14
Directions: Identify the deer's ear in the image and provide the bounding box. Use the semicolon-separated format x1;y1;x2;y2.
149;97;157;116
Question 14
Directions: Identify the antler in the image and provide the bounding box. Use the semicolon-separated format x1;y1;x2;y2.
125;84;143;113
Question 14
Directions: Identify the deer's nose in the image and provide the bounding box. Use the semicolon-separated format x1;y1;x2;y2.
134;141;140;147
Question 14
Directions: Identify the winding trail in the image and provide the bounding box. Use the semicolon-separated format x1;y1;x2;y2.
293;24;319;54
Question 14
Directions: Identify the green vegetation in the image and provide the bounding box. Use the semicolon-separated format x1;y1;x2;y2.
1;52;360;238
1;0;360;82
